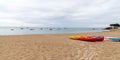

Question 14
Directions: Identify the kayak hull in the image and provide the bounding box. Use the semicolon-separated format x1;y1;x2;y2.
69;36;104;42
107;37;120;41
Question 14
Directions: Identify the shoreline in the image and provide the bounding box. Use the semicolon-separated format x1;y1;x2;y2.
0;27;104;35
0;29;109;36
0;29;119;37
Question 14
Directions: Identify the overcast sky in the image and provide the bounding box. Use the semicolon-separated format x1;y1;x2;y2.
0;0;120;27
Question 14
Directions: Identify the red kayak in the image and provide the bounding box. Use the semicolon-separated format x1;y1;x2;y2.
69;36;104;42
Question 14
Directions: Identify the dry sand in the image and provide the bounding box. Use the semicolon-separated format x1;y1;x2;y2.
0;29;120;60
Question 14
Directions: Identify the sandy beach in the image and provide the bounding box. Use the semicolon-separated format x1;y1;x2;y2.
0;29;120;60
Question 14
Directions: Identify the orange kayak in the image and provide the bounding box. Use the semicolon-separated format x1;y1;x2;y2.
69;36;104;42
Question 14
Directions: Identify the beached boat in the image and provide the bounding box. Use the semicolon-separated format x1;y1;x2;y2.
107;37;120;41
69;36;104;42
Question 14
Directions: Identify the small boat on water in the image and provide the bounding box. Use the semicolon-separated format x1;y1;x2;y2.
107;37;120;41
69;36;104;42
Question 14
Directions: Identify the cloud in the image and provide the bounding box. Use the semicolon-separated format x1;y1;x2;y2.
0;19;31;27
0;0;120;27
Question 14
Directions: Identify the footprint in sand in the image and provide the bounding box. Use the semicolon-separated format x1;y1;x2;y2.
75;47;98;60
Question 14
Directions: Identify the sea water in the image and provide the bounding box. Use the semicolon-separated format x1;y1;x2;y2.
0;27;105;35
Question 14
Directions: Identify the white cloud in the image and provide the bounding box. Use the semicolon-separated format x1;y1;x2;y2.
0;12;16;18
0;0;120;27
0;19;30;27
0;19;44;27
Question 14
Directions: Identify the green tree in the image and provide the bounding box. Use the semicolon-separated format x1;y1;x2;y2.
110;23;120;29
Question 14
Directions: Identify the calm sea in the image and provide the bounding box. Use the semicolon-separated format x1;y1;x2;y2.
0;27;105;35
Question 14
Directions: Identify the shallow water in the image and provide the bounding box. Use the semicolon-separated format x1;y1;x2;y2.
0;27;105;35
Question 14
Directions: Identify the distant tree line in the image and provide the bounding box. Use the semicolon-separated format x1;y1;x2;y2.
105;23;120;30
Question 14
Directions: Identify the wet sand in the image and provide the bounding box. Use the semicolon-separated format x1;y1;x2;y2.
0;29;120;60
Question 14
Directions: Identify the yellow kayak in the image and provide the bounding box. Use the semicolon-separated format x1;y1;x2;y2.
69;35;104;42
